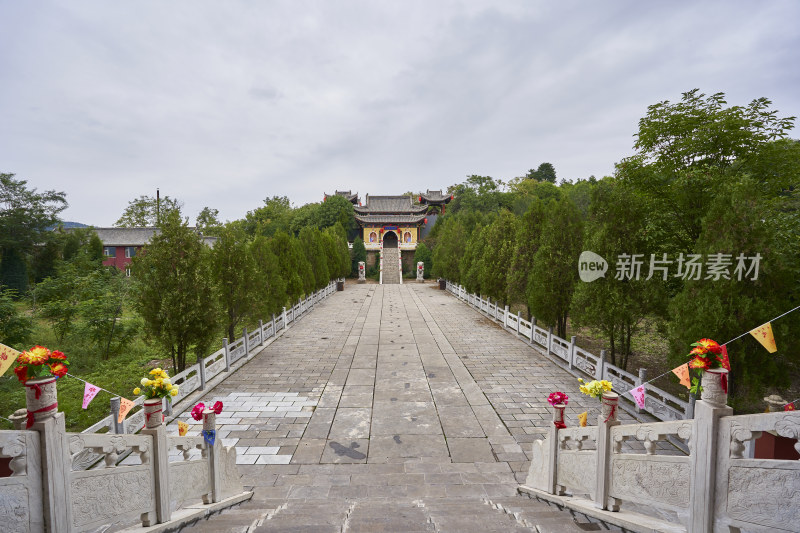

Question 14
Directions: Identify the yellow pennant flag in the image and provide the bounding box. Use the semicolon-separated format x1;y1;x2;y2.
0;343;21;377
750;322;777;353
178;421;189;436
118;398;136;423
578;412;588;427
671;363;692;389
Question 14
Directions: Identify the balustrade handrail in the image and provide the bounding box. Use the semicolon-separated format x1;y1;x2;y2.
444;281;690;422
76;281;339;442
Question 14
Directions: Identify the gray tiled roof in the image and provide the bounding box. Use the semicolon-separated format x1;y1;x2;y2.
420;190;452;204
80;227;218;248
354;214;427;225
354;195;427;214
92;227;158;246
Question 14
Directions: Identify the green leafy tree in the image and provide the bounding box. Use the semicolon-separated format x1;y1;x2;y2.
477;211;519;304
460;225;490;294
115;194;183;227
527;197;583;338
251;235;287;317
0;173;67;294
299;227;330;290
243;196;292;237
413;242;432;279
317;195;356;232
196;207;223;236
571;179;668;370
506;199;547;313
324;224;351;278
351;237;367;277
132;210;218;372
268;232;312;303
526;162;557;183
0;288;32;348
210;225;259;340
668;177;799;408
431;216;469;282
78;270;135;360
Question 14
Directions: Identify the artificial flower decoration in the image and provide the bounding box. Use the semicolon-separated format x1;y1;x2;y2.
785;403;796;412
191;402;206;421
578;378;614;400
13;345;70;384
212;401;224;414
687;338;726;371
547;392;569;406
135;367;179;401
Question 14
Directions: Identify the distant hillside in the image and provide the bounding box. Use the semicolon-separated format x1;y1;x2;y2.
49;221;90;229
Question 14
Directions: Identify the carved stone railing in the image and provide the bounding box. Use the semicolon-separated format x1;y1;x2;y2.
0;430;44;532
521;376;800;533
73;281;338;448
1;393;251;533
445;281;690;421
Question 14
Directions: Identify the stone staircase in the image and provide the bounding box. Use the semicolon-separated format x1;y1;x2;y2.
381;246;401;284
181;495;602;532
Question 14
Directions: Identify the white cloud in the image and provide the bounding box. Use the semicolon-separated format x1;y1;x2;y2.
1;1;798;225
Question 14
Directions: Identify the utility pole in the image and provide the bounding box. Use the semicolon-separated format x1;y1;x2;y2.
156;188;160;226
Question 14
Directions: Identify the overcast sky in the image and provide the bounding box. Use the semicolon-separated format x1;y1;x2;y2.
2;1;799;226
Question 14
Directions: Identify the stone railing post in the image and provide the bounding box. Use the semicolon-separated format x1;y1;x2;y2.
282;306;287;328
259;320;265;346
504;305;509;328
530;317;537;345
597;349;606;380
110;396;124;433
568;336;577;370
223;338;231;372
636;368;647;414
515;311;521;337
271;314;276;337
142;404;171;524
689;368;732;531
595;392;620;511
243;326;249;356
547;403;562;495
202;409;222;503
26;377;73;533
547;326;553;356
198;357;206;391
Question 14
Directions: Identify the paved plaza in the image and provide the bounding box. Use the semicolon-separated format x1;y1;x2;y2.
172;282;640;507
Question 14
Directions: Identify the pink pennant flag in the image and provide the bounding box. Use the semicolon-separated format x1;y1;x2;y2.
630;385;646;409
82;381;101;409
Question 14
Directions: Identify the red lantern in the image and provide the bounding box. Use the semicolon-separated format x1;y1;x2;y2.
424;218;428;224
450;195;453;200
418;196;422;203
379;228;384;233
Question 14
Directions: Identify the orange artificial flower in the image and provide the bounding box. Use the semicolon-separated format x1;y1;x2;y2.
688;355;711;371
49;362;68;378
50;350;67;361
23;345;51;365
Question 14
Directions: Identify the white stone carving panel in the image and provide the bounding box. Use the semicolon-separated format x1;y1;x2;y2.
726;465;800;530
557;452;596;497
0;482;39;533
71;467;154;528
609;456;690;509
169;460;210;505
219;445;245;499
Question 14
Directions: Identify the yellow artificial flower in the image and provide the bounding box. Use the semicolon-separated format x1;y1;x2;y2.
170;388;178;396
140;377;149;386
150;368;162;375
163;378;171;387
133;387;141;395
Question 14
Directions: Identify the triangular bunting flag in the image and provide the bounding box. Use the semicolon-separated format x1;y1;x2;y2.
719;345;731;371
118;397;136;423
82;381;101;409
0;343;21;377
630;385;646;409
202;429;216;446
672;363;691;389
750;322;777;353
578;412;587;427
178;421;189;436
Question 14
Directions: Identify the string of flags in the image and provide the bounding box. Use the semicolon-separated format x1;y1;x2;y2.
624;304;798;409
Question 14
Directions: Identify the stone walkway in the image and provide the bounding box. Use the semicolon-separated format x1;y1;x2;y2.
172;282;640;503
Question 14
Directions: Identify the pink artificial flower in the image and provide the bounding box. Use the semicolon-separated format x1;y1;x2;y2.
191;402;205;421
212;401;223;414
548;391;569;406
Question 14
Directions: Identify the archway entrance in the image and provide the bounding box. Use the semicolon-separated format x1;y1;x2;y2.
382;231;398;248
